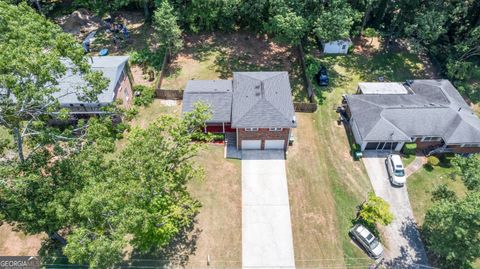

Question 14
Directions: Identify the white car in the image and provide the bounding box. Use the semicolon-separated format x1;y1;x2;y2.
386;154;406;186
349;224;384;259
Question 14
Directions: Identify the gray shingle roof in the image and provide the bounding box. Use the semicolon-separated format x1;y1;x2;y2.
347;79;480;145
52;56;129;105
0;56;129;106
182;80;232;123
231;72;296;128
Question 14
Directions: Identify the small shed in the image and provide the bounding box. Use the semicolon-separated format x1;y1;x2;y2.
323;39;352;54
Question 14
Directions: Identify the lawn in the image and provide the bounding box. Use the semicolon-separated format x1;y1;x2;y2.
407;165;468;225
115;100;242;268
287;45;434;267
407;164;480;269
161;32;307;101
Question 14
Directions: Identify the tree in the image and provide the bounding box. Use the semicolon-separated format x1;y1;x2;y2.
265;11;307;45
313;2;360;42
452;154;480;191
0;2;108;162
0;118;120;242
63;104;212;268
423;191;480;268
358;192;394;227
153;0;183;53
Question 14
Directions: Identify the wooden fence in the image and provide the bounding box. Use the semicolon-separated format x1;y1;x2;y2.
155;89;184;100
294;102;317;113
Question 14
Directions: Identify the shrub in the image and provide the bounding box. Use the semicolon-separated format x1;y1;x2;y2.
427;156;440;166
431;184;457;202
124;107;139;121
358;192;394;227
402;143;417;155
129;49;165;71
133;85;155;106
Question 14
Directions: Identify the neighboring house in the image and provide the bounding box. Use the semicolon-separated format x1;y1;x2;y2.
182;72;297;151
323;39;352;54
53;56;133;116
344;80;480;155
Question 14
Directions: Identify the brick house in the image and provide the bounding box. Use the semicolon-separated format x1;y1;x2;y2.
343;80;480;155
182;72;296;151
53;56;133;116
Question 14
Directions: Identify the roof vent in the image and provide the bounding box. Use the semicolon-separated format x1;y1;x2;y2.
405;80;414;86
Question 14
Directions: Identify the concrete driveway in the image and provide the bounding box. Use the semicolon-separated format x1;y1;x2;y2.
362;151;429;268
242;150;295;269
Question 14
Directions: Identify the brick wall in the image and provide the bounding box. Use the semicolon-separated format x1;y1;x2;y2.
415;138;443;150
115;71;134;109
447;145;480;154
237;128;290;150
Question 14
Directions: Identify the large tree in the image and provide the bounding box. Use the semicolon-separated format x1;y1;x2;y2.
63;104;211;268
153;0;183;54
0;2;107;162
423;191;480;269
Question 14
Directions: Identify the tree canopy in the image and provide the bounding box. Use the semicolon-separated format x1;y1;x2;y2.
452;154;480;191
358;192;394;227
423;191;480;269
0;104;211;268
0;2;108;162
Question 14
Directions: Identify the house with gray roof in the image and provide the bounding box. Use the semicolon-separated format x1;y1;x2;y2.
182;72;296;150
344;79;480;154
54;56;132;115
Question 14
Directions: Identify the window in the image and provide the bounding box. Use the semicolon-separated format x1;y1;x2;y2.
421;136;442;142
342;44;347;50
245;128;258;131
124;88;130;102
269;128;282;131
462;143;480;148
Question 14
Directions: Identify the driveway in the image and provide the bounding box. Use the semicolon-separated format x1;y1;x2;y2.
362;151;429;268
242;150;295;269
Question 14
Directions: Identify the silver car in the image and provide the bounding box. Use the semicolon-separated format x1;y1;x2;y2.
386;154;406;186
349;224;384;259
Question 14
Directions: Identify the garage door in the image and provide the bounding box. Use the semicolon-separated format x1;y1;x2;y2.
242;140;261;150
265;140;285;150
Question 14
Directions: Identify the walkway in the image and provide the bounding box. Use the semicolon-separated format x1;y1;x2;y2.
242;150;295;269
405;155;427;178
362;151;429;268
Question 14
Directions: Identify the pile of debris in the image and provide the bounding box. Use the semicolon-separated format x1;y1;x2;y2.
56;9;101;36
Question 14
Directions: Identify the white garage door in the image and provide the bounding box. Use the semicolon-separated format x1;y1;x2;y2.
242;140;261;150
265;140;285;150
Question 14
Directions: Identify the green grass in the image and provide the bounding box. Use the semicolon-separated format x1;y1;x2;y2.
407;165;468;225
288;48;432;267
402;154;417;168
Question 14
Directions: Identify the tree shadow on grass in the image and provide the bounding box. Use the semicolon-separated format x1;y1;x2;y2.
125;220;202;268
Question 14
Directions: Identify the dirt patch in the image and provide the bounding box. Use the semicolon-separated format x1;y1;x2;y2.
56;9;101;36
353;36;381;56
131;65;155;87
162;32;306;100
0;224;44;256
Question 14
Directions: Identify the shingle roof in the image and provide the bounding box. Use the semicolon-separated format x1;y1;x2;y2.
52;56;129;105
182;80;232;123
347;80;480;145
0;56;129;106
231;72;296;128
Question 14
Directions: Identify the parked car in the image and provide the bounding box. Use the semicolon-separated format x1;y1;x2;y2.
386;154;406;186
349;224;384;259
316;65;329;86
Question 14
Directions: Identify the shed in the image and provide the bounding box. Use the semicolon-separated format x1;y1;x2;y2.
323;39;352;54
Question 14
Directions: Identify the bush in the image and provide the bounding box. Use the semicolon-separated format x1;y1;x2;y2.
427;156;440;166
402;143;417;155
129;49;165;71
132;85;155;106
124;107;139;121
431;184;457;202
